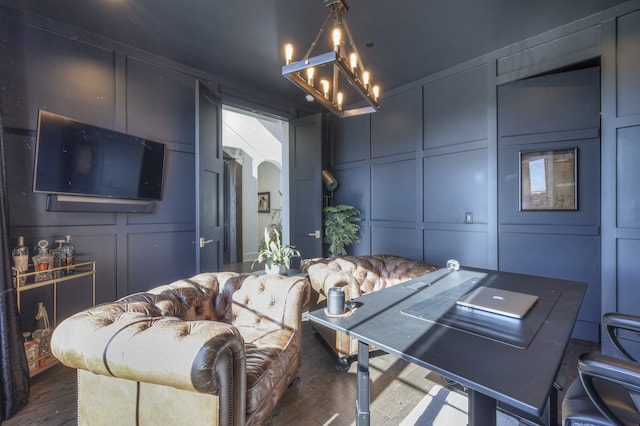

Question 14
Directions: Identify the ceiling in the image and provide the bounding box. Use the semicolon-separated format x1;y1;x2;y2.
1;0;628;113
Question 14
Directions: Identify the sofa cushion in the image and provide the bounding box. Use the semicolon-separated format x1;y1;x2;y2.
237;326;296;415
228;273;309;418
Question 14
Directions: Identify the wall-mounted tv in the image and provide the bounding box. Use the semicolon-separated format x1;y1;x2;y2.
33;110;166;201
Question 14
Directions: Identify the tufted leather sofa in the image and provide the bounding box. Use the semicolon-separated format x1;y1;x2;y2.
300;255;440;369
51;272;310;426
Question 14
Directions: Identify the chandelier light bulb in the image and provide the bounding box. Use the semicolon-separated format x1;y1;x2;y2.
337;92;344;110
285;43;294;64
373;85;380;101
321;79;330;98
306;67;315;86
362;71;370;88
349;52;358;72
332;28;342;52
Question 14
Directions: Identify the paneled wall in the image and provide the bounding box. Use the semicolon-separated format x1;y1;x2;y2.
329;66;491;268
328;1;640;344
602;8;640;354
0;9;200;328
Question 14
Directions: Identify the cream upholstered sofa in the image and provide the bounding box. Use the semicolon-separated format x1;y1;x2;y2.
300;254;440;369
51;272;310;426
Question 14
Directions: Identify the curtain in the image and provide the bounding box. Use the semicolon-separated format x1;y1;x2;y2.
0;108;30;419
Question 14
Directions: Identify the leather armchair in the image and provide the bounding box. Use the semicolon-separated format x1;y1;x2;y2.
562;313;640;425
300;254;440;369
51;272;310;426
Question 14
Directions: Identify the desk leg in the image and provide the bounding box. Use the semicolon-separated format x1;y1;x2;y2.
356;341;370;426
468;389;496;426
544;386;558;426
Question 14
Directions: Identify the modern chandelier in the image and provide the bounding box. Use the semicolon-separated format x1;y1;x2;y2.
282;0;380;118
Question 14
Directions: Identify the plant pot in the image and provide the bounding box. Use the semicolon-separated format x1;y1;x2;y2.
265;264;287;275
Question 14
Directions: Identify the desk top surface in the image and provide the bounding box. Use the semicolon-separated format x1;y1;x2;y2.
308;267;586;418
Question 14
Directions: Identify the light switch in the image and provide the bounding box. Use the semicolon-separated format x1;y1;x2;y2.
465;212;473;224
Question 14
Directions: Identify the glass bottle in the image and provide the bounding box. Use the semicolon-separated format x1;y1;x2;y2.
32;240;52;282
52;239;66;277
12;236;29;286
63;235;76;275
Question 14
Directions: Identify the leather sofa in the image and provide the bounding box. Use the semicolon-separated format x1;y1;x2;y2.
51;272;310;426
300;254;440;369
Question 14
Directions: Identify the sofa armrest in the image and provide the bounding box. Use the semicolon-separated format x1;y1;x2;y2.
306;263;361;301
51;305;246;395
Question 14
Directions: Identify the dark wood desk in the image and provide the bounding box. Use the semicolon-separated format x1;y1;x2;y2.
308;267;586;426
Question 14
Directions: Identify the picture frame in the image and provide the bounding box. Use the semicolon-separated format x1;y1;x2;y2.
258;192;270;213
519;148;577;211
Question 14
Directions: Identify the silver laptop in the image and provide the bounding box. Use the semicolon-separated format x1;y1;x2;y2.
456;286;538;319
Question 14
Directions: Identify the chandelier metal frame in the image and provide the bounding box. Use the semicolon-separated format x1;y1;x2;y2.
281;0;380;118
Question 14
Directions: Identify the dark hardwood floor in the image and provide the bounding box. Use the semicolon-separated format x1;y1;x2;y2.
5;311;597;426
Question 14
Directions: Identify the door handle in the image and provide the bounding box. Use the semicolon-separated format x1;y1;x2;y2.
308;230;321;238
199;237;213;248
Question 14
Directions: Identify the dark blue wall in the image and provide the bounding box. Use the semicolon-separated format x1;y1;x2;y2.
328;5;640;344
0;9;199;328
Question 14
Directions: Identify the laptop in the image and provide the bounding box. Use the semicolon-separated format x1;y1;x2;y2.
456;286;538;319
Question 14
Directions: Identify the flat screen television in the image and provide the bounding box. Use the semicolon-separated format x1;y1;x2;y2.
33;110;166;201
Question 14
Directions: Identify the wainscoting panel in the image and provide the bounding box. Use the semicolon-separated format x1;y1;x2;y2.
617;238;640;318
616;126;640;228
423;149;488;224
371;87;421;159
371;159;417;222
126;57;196;145
616;10;640;117
423;65;488;149
331;166;370;219
127;230;196;295
0;13;116;129
424;229;488;268
498;67;601;137
499;231;601;341
496;25;601;76
371;226;421;260
331;113;369;165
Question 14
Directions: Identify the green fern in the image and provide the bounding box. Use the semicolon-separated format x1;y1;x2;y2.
323;205;362;256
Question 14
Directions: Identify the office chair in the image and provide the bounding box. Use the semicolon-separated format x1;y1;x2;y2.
562;313;640;425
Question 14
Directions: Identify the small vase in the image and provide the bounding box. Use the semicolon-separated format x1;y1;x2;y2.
265;264;287;275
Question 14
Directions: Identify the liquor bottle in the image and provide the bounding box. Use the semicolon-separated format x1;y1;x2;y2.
32;240;52;282
51;239;66;278
63;235;76;274
12;236;29;286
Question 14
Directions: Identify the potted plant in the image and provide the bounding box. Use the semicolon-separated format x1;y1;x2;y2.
323;204;362;256
253;227;301;274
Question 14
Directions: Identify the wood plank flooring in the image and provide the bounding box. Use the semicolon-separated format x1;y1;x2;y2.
4;311;597;426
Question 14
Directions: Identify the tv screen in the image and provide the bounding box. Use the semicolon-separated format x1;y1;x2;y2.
33;110;166;201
